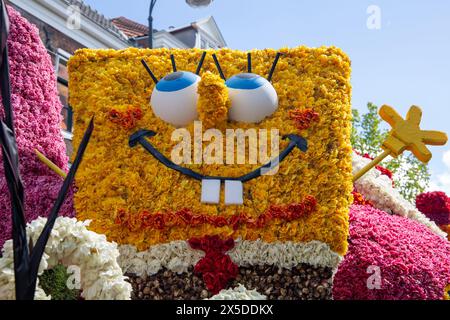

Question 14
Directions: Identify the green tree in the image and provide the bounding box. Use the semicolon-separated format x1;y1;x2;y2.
351;102;430;202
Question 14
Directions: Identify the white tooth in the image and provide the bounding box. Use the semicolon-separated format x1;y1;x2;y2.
224;180;244;205
201;179;221;204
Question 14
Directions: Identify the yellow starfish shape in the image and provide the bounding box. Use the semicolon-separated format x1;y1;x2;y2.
353;105;448;182
380;105;448;163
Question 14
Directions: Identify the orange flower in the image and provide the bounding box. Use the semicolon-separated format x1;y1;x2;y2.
108;105;143;130
289;108;320;131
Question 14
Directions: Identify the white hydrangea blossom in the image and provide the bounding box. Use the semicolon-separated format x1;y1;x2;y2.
207;284;267;300
0;217;132;300
352;152;447;238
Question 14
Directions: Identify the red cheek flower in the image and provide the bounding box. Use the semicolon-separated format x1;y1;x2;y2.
289;108;320;131
108;105;143;130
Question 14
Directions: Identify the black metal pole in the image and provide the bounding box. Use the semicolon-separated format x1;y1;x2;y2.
148;0;157;48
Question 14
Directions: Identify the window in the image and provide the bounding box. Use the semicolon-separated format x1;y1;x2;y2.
49;50;73;135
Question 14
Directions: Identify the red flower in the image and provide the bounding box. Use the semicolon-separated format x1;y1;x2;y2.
256;213;271;228
189;236;239;294
289;108;320;131
211;216;228;228
152;213;166;230
108;105;143;130
114;208;128;225
138;210;153;228
177;208;193;223
227;214;241;230
352;190;373;207
191;214;206;226
120;195;317;232
416;191;450;225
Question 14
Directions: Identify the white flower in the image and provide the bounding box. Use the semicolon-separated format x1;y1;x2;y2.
118;240;204;277
0;217;132;300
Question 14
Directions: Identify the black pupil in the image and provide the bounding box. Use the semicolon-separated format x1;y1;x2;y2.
164;72;184;81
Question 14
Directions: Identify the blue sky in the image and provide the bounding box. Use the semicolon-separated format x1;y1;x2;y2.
85;0;450;192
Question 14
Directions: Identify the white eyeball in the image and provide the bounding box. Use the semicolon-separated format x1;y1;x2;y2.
226;73;278;123
150;71;200;127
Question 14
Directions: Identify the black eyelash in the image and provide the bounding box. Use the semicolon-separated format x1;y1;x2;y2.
212;53;226;81
196;51;207;75
267;52;282;82
142;52;208;81
141;59;159;85
170;54;177;72
142;51;281;84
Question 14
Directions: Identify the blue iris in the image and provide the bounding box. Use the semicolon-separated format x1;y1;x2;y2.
225;73;266;90
156;71;198;92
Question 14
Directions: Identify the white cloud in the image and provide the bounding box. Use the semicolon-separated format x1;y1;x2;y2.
428;150;450;194
444;150;450;168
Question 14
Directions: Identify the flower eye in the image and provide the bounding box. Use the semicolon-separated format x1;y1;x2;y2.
151;71;200;127
226;73;278;123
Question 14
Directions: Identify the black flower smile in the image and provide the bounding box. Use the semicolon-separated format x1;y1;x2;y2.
129;129;308;183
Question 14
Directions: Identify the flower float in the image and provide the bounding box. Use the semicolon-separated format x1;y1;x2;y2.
2;3;449;300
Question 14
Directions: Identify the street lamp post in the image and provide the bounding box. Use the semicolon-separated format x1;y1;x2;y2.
148;0;214;49
148;0;157;48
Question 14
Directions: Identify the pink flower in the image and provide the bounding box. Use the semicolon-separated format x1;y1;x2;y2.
0;6;74;249
333;205;450;300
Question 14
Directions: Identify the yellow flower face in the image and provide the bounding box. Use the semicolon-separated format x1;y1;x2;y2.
68;47;353;254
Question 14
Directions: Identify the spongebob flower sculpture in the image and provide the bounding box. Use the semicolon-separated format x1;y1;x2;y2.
68;47;354;297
